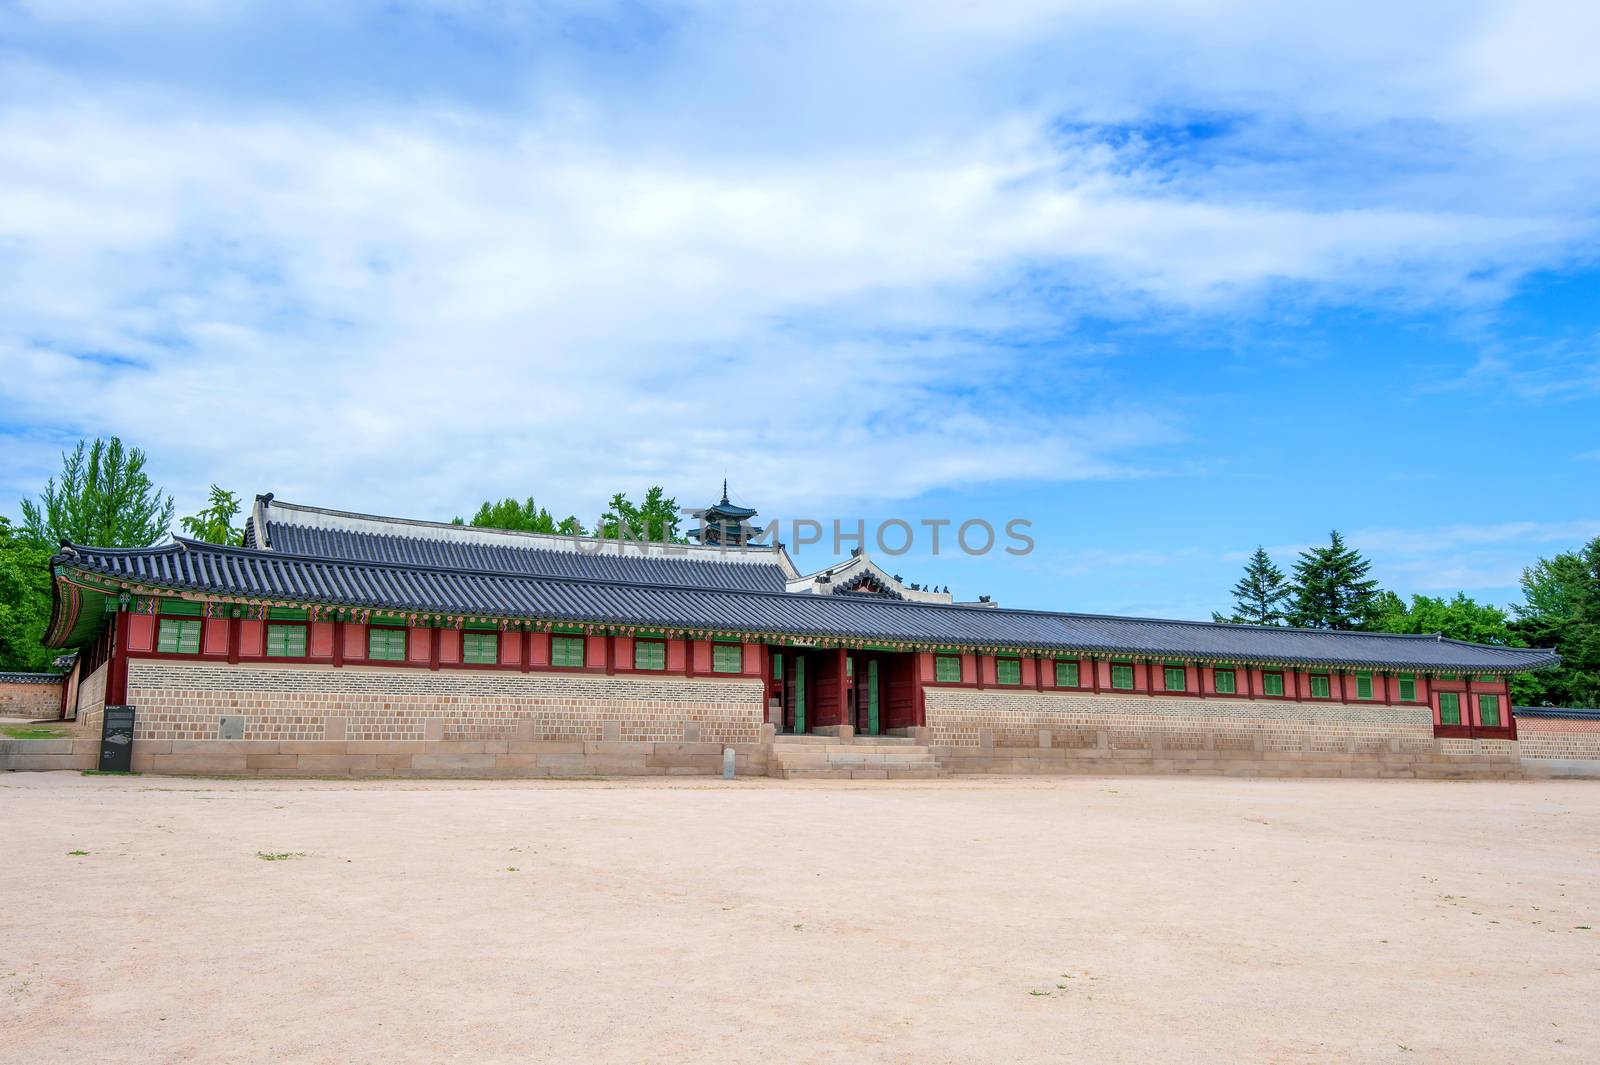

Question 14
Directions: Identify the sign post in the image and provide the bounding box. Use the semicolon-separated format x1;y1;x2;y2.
99;705;135;772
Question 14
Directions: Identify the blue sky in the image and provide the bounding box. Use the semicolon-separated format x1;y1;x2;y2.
1;0;1597;619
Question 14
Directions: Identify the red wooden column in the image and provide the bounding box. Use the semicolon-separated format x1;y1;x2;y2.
1380;671;1391;705
227;615;241;665
976;655;986;690
333;619;345;667
1195;661;1206;699
107;608;132;705
1034;655;1044;692
429;626;441;671
1144;659;1155;696
836;646;849;728
1338;670;1349;703
520;629;531;673
1090;656;1101;694
605;635;616;675
686;639;696;678
1244;665;1255;700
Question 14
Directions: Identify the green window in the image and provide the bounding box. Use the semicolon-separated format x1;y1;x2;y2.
1213;668;1236;694
1262;672;1285;696
157;618;202;655
1477;675;1499;686
634;639;666;671
1163;665;1186;692
1396;673;1416;701
551;635;586;668
1055;660;1079;687
712;643;743;674
772;654;783;679
935;655;962;683
1355;671;1373;700
367;627;406;661
462;632;499;665
265;623;306;658
1477;694;1501;727
995;657;1022;686
1437;673;1459;681
1438;691;1461;725
1309;674;1331;699
1110;663;1134;690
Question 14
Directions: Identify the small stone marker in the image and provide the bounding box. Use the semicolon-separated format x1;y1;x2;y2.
722;746;735;779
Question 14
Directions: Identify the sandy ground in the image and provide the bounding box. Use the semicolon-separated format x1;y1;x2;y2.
2;774;1597;1065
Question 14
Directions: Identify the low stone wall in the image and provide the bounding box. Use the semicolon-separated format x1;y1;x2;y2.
1516;712;1600;778
75;661;107;731
924;688;1521;779
0;675;64;720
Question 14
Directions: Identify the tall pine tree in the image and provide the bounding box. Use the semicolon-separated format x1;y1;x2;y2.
1213;546;1290;625
1289;530;1380;630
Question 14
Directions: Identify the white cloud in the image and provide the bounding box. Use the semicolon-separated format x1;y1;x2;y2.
0;0;1597;525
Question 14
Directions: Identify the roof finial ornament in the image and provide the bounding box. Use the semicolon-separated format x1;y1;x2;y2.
720;478;729;506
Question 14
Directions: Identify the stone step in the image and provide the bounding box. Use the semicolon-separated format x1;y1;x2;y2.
771;743;932;756
772;765;950;780
772;734;920;746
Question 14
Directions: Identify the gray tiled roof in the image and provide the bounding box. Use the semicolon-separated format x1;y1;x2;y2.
0;672;64;684
262;521;790;593
54;538;1560;672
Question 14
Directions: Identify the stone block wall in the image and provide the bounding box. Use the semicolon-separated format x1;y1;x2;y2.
1516;714;1600;777
0;677;63;720
75;661;108;732
47;660;773;778
924;687;1520;778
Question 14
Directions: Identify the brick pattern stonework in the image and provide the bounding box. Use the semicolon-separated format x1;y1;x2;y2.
923;687;1520;778
75;662;107;733
0;679;62;719
127;661;765;745
1515;716;1600;764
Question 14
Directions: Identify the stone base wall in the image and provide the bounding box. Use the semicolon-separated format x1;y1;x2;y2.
924;688;1521;779
0;679;62;720
75;661;107;732
1516;715;1600;778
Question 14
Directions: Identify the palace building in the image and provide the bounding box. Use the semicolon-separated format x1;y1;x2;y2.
17;489;1589;780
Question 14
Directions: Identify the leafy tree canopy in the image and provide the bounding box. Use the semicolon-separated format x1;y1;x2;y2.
179;485;244;545
1511;537;1600;708
1213;546;1291;626
0;517;56;672
452;497;586;536
598;486;687;544
21;437;174;548
1367;591;1521;646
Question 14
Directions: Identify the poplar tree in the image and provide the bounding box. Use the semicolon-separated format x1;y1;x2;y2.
1288;530;1380;630
20;437;175;548
1213;547;1291;625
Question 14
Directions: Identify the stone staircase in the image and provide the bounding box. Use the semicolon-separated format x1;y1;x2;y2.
768;734;947;779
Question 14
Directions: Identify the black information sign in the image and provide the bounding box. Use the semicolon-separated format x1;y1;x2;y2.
99;705;135;772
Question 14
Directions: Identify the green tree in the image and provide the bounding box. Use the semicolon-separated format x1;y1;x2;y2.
598;486;687;543
0;517;56;672
1367;592;1521;645
1511;538;1600;708
1288;530;1381;630
452;497;585;536
20;437;175;548
1213;546;1291;625
179;485;244;545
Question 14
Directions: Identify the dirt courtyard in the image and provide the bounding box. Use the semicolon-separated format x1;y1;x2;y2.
2;774;1596;1065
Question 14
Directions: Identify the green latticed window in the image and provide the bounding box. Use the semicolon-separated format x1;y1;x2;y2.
935;655;962;683
995;657;1021;686
265;624;306;658
1309;674;1331;698
1477;675;1499;686
1438;691;1461;725
1437;673;1459;681
1355;671;1373;700
1110;663;1134;690
367;627;406;661
157;618;202;655
1163;665;1186;692
634;639;666;670
551;635;586;668
463;632;499;665
1262;672;1285;696
1055;660;1079;687
712;643;743;674
1396;673;1416;701
1213;668;1236;694
1477;694;1501;727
